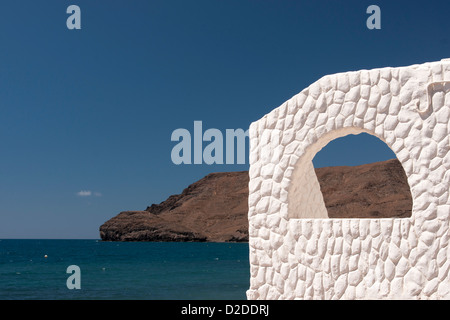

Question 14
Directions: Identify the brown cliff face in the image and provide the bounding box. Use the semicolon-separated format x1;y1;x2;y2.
99;159;412;242
316;159;412;219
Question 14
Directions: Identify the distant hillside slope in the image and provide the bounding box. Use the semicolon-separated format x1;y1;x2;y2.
99;159;412;242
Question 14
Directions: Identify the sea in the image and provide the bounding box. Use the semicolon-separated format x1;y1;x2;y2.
0;240;250;300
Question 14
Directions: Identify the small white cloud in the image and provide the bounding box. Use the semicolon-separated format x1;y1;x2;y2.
77;190;92;197
94;192;102;197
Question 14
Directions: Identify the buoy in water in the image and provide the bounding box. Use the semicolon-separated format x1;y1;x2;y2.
44;255;48;258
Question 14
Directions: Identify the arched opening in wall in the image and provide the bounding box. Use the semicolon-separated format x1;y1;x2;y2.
311;132;413;219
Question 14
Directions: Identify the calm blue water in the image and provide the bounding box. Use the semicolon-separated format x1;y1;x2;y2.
0;240;250;300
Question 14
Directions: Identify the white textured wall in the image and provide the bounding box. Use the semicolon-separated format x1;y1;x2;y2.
247;59;450;299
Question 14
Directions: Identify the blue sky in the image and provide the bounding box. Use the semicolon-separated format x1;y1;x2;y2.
0;0;449;239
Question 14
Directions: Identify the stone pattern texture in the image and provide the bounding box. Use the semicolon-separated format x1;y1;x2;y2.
247;59;450;299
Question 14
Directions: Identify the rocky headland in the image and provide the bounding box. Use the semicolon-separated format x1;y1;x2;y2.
99;159;412;242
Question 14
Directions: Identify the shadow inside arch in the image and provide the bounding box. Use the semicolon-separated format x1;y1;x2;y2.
287;128;413;219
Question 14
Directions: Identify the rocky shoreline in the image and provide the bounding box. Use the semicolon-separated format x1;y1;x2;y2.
99;159;412;242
